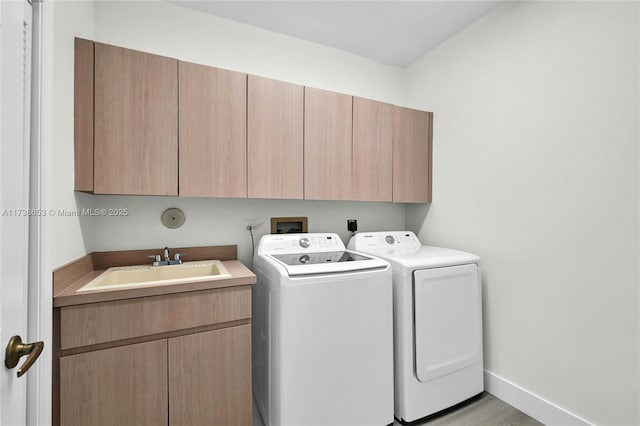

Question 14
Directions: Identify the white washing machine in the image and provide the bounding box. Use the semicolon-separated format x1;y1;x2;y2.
253;233;394;426
348;231;483;423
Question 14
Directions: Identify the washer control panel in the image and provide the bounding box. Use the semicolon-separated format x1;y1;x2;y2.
299;237;311;248
259;233;346;254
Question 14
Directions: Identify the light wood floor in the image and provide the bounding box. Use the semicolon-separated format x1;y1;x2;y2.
394;392;544;426
253;392;544;426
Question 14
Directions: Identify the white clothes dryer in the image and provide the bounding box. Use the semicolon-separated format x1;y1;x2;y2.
253;233;394;426
348;231;483;423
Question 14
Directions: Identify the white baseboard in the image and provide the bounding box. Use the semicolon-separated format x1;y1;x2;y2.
484;370;592;426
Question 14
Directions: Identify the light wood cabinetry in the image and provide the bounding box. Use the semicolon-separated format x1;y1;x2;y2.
352;97;393;202
74;38;94;192
247;75;304;199
56;285;252;425
304;87;353;200
179;62;247;197
94;42;178;195
169;325;252;425
74;39;433;202
393;106;433;203
60;340;168;426
59;286;249;350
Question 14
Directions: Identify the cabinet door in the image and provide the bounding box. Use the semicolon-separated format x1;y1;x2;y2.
169;324;252;425
393;106;433;203
248;75;303;199
94;43;178;195
179;62;247;197
352;97;393;201
304;87;353;200
59;339;168;426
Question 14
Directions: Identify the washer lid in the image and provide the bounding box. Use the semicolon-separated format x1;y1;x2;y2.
267;250;388;276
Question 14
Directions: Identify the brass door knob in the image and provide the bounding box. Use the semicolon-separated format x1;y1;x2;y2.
5;335;44;377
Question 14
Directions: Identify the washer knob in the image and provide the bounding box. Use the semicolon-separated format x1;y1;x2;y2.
385;235;395;245
299;237;310;248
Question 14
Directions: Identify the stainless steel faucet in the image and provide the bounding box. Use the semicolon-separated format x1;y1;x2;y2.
149;247;185;266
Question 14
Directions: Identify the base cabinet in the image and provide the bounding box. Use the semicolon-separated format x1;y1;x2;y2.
56;285;253;426
59;325;251;426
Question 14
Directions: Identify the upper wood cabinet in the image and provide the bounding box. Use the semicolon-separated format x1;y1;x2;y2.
304;87;353;200
94;42;178;195
247;75;303;199
74;39;432;203
179;62;247;198
352;97;393;202
393;107;433;203
74;38;94;192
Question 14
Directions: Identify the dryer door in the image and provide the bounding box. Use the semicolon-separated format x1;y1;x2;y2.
413;264;482;382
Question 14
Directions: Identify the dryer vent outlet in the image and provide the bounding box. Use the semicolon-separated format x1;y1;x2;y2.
347;219;357;233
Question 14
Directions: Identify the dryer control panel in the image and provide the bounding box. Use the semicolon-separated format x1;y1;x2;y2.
348;231;421;254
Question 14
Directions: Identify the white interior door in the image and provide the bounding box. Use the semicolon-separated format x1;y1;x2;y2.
0;1;37;424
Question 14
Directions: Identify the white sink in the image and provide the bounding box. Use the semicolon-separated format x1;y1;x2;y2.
77;260;231;292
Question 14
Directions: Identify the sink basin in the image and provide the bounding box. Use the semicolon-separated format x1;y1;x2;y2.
77;260;232;292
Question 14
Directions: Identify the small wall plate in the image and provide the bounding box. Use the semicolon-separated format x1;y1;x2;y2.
161;208;185;229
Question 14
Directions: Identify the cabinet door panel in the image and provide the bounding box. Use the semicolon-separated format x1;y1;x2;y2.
393;107;433;203
169;324;252;425
304;87;353;200
248;76;303;199
74;38;94;192
179;62;247;197
352;97;392;201
94;43;178;195
60;340;168;426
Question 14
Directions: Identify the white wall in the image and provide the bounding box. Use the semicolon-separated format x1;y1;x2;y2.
92;196;404;267
51;0;407;267
93;1;405;103
405;2;639;425
51;1;96;267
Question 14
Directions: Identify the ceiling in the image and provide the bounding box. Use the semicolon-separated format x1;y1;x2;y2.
171;1;504;68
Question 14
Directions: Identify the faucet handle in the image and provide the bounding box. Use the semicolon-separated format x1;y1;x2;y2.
165;253;186;266
148;255;161;262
